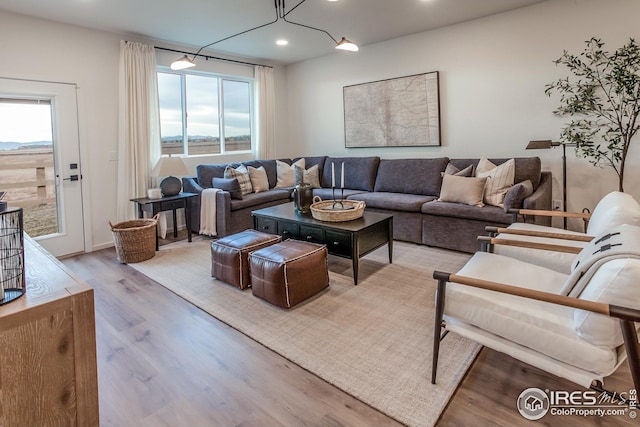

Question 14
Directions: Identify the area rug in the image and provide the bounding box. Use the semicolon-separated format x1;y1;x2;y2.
130;238;480;427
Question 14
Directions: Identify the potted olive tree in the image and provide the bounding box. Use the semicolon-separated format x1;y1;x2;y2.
545;37;640;192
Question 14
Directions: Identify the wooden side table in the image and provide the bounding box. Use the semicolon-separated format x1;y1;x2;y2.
130;192;197;250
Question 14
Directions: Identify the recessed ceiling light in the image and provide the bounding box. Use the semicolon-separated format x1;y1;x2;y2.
276;39;289;46
327;0;339;2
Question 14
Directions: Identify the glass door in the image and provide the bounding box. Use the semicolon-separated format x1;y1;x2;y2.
0;78;85;257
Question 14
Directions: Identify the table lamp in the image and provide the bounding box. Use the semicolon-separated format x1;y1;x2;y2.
152;155;189;197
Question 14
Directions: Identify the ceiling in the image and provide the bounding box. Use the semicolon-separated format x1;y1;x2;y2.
0;0;546;64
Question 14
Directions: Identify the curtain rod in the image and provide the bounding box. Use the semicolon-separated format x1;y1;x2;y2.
154;46;273;69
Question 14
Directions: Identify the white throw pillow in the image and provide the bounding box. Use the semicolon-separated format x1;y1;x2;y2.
275;158;305;188
224;164;253;195
247;166;270;193
476;158;515;207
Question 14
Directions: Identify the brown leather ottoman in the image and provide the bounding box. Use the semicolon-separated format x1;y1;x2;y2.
249;240;329;308
211;229;281;289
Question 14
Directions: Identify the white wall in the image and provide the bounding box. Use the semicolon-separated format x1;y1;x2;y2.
284;0;640;229
0;10;287;250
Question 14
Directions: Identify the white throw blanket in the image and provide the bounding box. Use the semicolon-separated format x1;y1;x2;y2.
200;188;221;236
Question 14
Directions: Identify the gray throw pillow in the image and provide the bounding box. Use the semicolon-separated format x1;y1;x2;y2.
443;163;474;177
212;177;243;200
503;180;534;212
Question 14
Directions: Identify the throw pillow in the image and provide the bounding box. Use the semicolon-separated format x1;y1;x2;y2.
476;158;515;207
503;180;533;213
212;177;243;200
438;174;487;207
443;163;474;177
248;166;270;193
275;158;305;188
294;164;321;188
224;164;253;195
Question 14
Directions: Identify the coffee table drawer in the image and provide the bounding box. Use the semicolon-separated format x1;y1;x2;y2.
278;221;300;240
325;230;352;257
300;225;324;243
255;217;277;234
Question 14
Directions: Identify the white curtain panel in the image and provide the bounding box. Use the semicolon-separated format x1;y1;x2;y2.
116;40;162;224
255;66;276;160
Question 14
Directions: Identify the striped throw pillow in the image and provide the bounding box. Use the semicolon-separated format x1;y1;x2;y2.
476;158;515;207
224;165;253;195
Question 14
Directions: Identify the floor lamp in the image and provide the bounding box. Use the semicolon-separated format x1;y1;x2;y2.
526;140;575;230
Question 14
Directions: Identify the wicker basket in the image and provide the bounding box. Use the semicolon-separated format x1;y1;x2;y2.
310;197;366;222
109;214;159;264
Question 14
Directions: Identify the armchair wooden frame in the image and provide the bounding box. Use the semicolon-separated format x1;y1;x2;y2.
478;234;584;254
508;208;591;232
431;271;640;399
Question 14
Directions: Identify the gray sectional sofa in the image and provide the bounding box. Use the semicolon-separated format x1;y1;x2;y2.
182;155;551;253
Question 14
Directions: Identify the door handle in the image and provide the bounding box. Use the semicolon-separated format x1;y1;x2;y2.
60;174;81;181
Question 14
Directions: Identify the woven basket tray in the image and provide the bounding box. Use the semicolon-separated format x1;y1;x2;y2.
310;197;365;222
109;214;159;264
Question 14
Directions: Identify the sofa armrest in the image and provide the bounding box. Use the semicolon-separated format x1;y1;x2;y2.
182;177;204;194
521;171;552;225
215;190;232;238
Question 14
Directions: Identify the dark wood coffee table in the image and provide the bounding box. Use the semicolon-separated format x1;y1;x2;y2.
252;202;393;285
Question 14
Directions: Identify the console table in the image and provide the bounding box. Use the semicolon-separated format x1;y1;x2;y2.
252;202;393;285
0;236;99;426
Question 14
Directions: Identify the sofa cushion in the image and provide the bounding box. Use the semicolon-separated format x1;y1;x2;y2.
444;163;474;177
374;157;448;196
348;192;436;211
421;200;512;224
587;191;640;235
243;160;278;189
449;157;541;191
476;158;515;207
229;189;292;211
224;165;253;195
293;156;326;180
212;177;242;200
248;166;270;193
503;180;533;212
322;157;380;191
197;163;229;189
295;164;321;188
312;188;368;201
438;175;487;207
574;258;640;349
276;159;305;188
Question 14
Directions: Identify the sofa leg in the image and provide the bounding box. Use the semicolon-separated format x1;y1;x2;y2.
432;272;449;384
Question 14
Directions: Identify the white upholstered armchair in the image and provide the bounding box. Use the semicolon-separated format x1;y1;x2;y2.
487;191;640;273
431;224;640;396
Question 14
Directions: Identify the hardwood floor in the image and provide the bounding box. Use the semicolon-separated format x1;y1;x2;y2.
62;232;637;426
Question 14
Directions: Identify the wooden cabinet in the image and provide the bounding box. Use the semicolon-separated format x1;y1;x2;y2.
0;236;99;427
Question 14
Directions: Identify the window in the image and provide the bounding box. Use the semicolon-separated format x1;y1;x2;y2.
157;70;252;156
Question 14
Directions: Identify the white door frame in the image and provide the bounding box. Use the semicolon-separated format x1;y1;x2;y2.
0;77;92;257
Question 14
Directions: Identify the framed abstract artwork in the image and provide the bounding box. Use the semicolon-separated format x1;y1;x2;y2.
343;71;441;148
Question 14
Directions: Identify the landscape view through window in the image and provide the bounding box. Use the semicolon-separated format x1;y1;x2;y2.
0;99;57;237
